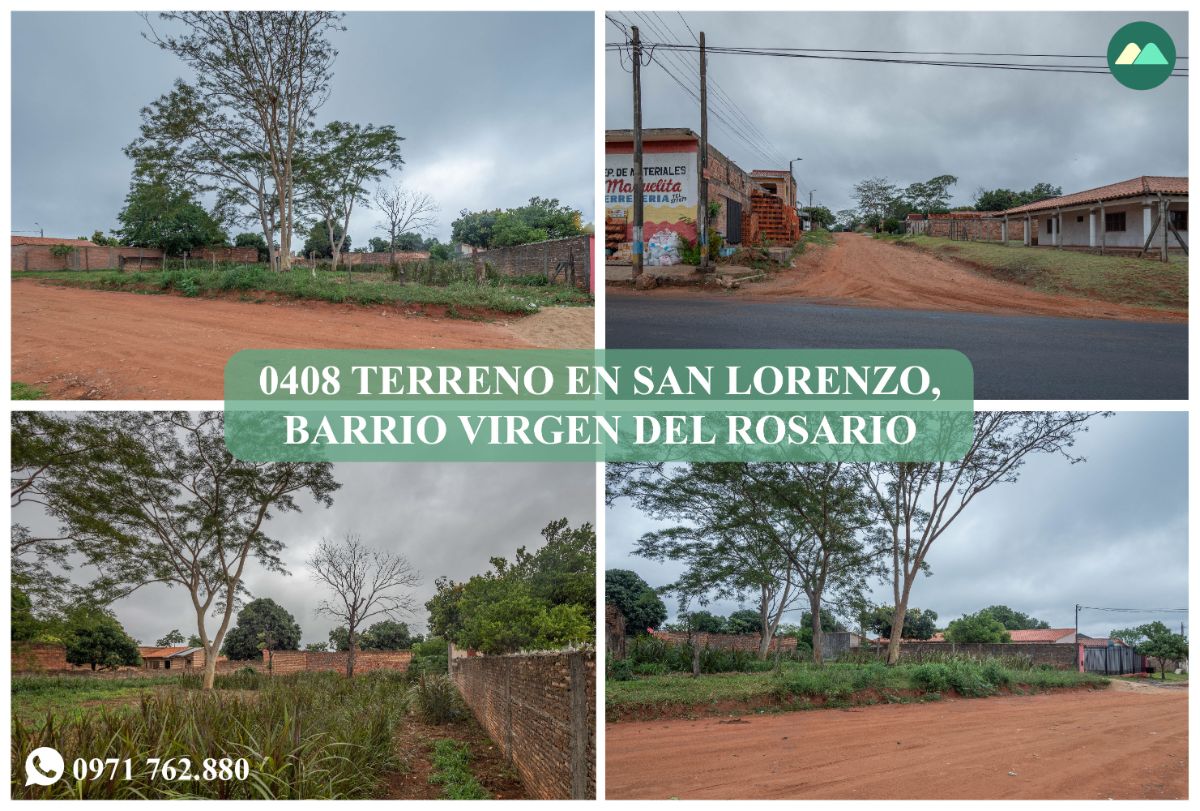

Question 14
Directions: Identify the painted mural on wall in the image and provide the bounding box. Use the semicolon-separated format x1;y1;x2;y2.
605;148;697;266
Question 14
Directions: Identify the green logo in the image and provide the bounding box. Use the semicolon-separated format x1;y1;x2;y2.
1108;21;1176;90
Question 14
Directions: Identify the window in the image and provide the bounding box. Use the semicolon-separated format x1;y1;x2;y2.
1076;215;1084;223
1170;210;1188;231
1104;211;1126;232
1045;218;1054;235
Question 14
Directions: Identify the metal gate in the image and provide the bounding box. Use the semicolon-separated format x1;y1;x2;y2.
1083;645;1144;675
725;199;742;244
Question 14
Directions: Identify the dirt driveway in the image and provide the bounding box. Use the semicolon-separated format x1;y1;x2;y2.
606;688;1187;800
619;234;1178;322
11;281;593;399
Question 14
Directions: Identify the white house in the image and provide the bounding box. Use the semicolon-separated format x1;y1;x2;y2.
1002;176;1187;256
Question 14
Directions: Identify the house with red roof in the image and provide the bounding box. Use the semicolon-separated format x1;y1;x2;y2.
138;645;224;670
1001;176;1187;256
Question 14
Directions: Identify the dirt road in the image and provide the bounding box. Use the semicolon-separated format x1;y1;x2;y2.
11;281;593;399
606;688;1187;800
624;234;1178;322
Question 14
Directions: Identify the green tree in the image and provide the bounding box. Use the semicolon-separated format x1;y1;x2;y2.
426;576;467;640
116;177;227;255
452;197;584;248
222;598;302;661
904;174;958;214
725;608;762;635
298;121;404;273
1112;622;1189;680
978;605;1050;631
187;634;202;647
361;620;415;650
427;240;453;261
328;626;351;651
134;12;344;269
863;606;938;640
11;588;40;643
64;608;141;671
305;641;329;652
975;183;1062;211
851;177;899;231
303;221;350;258
802;205;836;229
234;232;269;263
604;569;667;635
944;610;1011;643
156;629;186;647
677;610;726;633
38;411;338;689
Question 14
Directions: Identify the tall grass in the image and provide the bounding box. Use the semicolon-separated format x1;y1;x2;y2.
427;739;490;800
12;671;411;799
27;261;590;313
623;634;792;675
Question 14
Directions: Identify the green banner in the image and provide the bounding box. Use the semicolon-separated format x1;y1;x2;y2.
225;349;974;462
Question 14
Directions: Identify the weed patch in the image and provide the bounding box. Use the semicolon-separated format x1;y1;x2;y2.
427;739;490;800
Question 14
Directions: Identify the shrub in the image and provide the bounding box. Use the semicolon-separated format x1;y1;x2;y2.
411;674;466;725
607;656;634;681
911;662;951;693
428;739;489;800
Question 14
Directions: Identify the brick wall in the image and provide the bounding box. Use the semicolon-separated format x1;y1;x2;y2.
10;643;261;676
450;649;595;800
865;641;1080;669
293;251;430;267
184;246;259;264
649;629;798;654
467;236;592;289
262;649;412;674
11;642;79;672
12;244;165;271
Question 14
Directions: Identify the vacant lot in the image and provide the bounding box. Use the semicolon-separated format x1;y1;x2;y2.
607;687;1187;800
12;280;593;399
12;671;519;800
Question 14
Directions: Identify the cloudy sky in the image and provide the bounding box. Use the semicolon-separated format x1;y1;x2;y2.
20;460;594;647
12;11;594;245
606;412;1188;639
606;11;1187;213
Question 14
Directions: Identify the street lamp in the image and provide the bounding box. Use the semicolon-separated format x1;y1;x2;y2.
34;222;43;238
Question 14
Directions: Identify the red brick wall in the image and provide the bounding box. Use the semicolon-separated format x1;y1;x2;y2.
649;629;798;653
293;251;430;267
451;650;595;799
186;246;259;263
466;236;592;289
11;643;80;672
12;244;165;271
262;649;412;674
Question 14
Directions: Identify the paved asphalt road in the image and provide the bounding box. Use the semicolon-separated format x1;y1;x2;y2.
606;297;1187;400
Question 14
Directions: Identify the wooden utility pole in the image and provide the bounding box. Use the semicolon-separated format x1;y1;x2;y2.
698;31;710;270
631;25;645;280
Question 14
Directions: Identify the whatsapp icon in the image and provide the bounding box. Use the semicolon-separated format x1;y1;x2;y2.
1108;21;1177;90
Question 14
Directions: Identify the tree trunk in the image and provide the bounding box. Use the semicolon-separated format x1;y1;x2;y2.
810;595;824;666
886;584;914;665
202;644;218;689
347;628;357;679
691;638;701;679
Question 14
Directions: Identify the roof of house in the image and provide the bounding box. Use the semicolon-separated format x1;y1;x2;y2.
1079;637;1128;648
1006;628;1076;643
12;235;95;247
1004;176;1188;215
139;646;199;659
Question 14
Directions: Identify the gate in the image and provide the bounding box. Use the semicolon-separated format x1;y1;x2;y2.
1083;644;1144;675
725;199;742;244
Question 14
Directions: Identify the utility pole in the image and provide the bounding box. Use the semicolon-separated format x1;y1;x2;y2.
809;189;815;208
698;31;709;271
1075;604;1080;641
631;25;645;280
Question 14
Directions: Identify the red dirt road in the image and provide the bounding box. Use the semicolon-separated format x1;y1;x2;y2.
606;688;1187;800
619;234;1181;322
11;281;592;399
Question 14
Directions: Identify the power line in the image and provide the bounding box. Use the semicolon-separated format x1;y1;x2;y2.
1079;606;1188;613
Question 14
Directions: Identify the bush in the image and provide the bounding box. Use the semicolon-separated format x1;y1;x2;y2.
411;674;466;725
911;662;951;693
607;655;634;681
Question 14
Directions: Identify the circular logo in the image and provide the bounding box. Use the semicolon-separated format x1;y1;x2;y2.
1108;22;1177;90
24;746;65;787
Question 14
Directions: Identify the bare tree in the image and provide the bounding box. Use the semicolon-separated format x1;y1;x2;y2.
374;183;439;267
308;534;421;677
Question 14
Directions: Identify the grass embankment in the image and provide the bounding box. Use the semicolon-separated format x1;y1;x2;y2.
13;671;412;799
22;262;591;315
12;382;49;400
607;659;1110;721
877;234;1187;312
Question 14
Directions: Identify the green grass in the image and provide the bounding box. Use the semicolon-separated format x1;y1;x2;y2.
606;659;1110;720
427;739;490;800
12;671;413;799
876;234;1187;312
11;382;49;400
11;674;183;725
21;263;591;315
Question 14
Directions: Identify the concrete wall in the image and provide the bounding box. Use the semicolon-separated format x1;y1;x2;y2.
450;649;595;800
865;641;1080;669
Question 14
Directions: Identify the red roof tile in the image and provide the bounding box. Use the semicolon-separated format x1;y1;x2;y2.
1004;176;1188;215
138;646;193;659
12;235;96;247
1006;628;1076;643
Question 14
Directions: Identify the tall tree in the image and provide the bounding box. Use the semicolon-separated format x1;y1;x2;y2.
308;534;421;677
904;174;958;214
298;121;404;273
156;629;186;647
222;597;302;661
1112;622;1189;680
856;412;1098;664
41;412;338;689
604;569;667;635
116;176;227;255
139;12;345;269
944;610;1011;643
373;183;438;266
64;608;141;671
979;604;1051;630
851;177;899;231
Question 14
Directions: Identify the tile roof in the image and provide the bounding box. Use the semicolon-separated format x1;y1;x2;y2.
12;235;95;247
1007;628;1076;643
138;646;196;659
1004;176;1188;215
